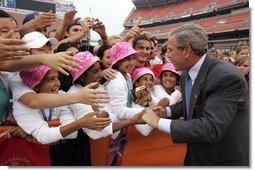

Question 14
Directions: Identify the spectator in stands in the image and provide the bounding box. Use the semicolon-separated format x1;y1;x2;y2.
219;55;231;63
235;45;249;58
142;23;249;166
208;47;218;58
235;55;249;87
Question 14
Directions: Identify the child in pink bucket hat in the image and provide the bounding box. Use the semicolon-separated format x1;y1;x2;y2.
70;51;100;83
17;66;88;144
110;42;138;68
159;62;182;79
131;67;158;108
20;65;51;90
153;63;182;105
132;67;155;85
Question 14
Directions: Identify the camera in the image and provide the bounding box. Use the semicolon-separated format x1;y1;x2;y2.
91;18;100;29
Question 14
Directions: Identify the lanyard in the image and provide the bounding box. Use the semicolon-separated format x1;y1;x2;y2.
40;109;53;121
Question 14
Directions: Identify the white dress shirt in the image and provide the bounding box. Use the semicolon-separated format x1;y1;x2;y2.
158;54;206;134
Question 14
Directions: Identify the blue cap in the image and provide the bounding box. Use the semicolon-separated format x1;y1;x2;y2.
23;12;39;25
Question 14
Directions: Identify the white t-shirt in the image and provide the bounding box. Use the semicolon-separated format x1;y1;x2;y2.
105;71;144;119
13;91;78;144
66;84;113;139
153;85;182;105
9;73;34;101
149;56;163;66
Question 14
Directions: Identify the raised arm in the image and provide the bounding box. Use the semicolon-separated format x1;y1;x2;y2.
54;10;81;41
19;10;58;38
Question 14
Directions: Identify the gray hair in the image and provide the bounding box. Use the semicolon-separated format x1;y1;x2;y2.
169;23;208;56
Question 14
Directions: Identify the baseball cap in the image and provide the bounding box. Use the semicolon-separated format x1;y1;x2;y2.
22;31;58;48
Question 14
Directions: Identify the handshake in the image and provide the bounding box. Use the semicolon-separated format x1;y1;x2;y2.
133;106;167;129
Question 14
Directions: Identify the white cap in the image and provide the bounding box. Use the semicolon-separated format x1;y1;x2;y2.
22;31;58;49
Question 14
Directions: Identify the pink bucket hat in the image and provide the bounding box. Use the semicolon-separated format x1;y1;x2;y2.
109;42;138;68
70;51;99;82
20;65;51;89
159;63;182;77
132;67;155;84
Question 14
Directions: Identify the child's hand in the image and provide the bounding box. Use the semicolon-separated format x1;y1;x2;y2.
134;94;152;106
96;111;109;118
157;97;169;108
78;112;111;131
134;85;148;99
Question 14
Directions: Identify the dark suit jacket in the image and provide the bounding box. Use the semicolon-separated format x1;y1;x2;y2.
169;55;249;166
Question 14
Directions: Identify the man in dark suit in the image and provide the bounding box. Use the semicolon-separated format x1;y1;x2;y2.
142;23;249;166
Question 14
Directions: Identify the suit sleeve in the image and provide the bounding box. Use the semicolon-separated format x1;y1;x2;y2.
171;70;247;143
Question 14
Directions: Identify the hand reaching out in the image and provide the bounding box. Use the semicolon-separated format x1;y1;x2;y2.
76;82;109;107
30;10;58;29
0;31;30;60
122;17;144;42
142;108;160;128
157;97;169;108
102;68;117;81
42;50;82;75
77;111;111;131
62;10;81;27
151;106;167;118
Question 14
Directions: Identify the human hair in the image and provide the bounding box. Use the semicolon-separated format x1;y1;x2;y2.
54;42;79;53
108;35;122;41
236;45;249;55
97;44;111;69
150;36;158;47
66;22;82;32
235;55;249;66
54;42;79;92
169;23;208;56
235;55;249;84
160;43;168;63
160;70;180;86
0;9;18;25
132;35;151;49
